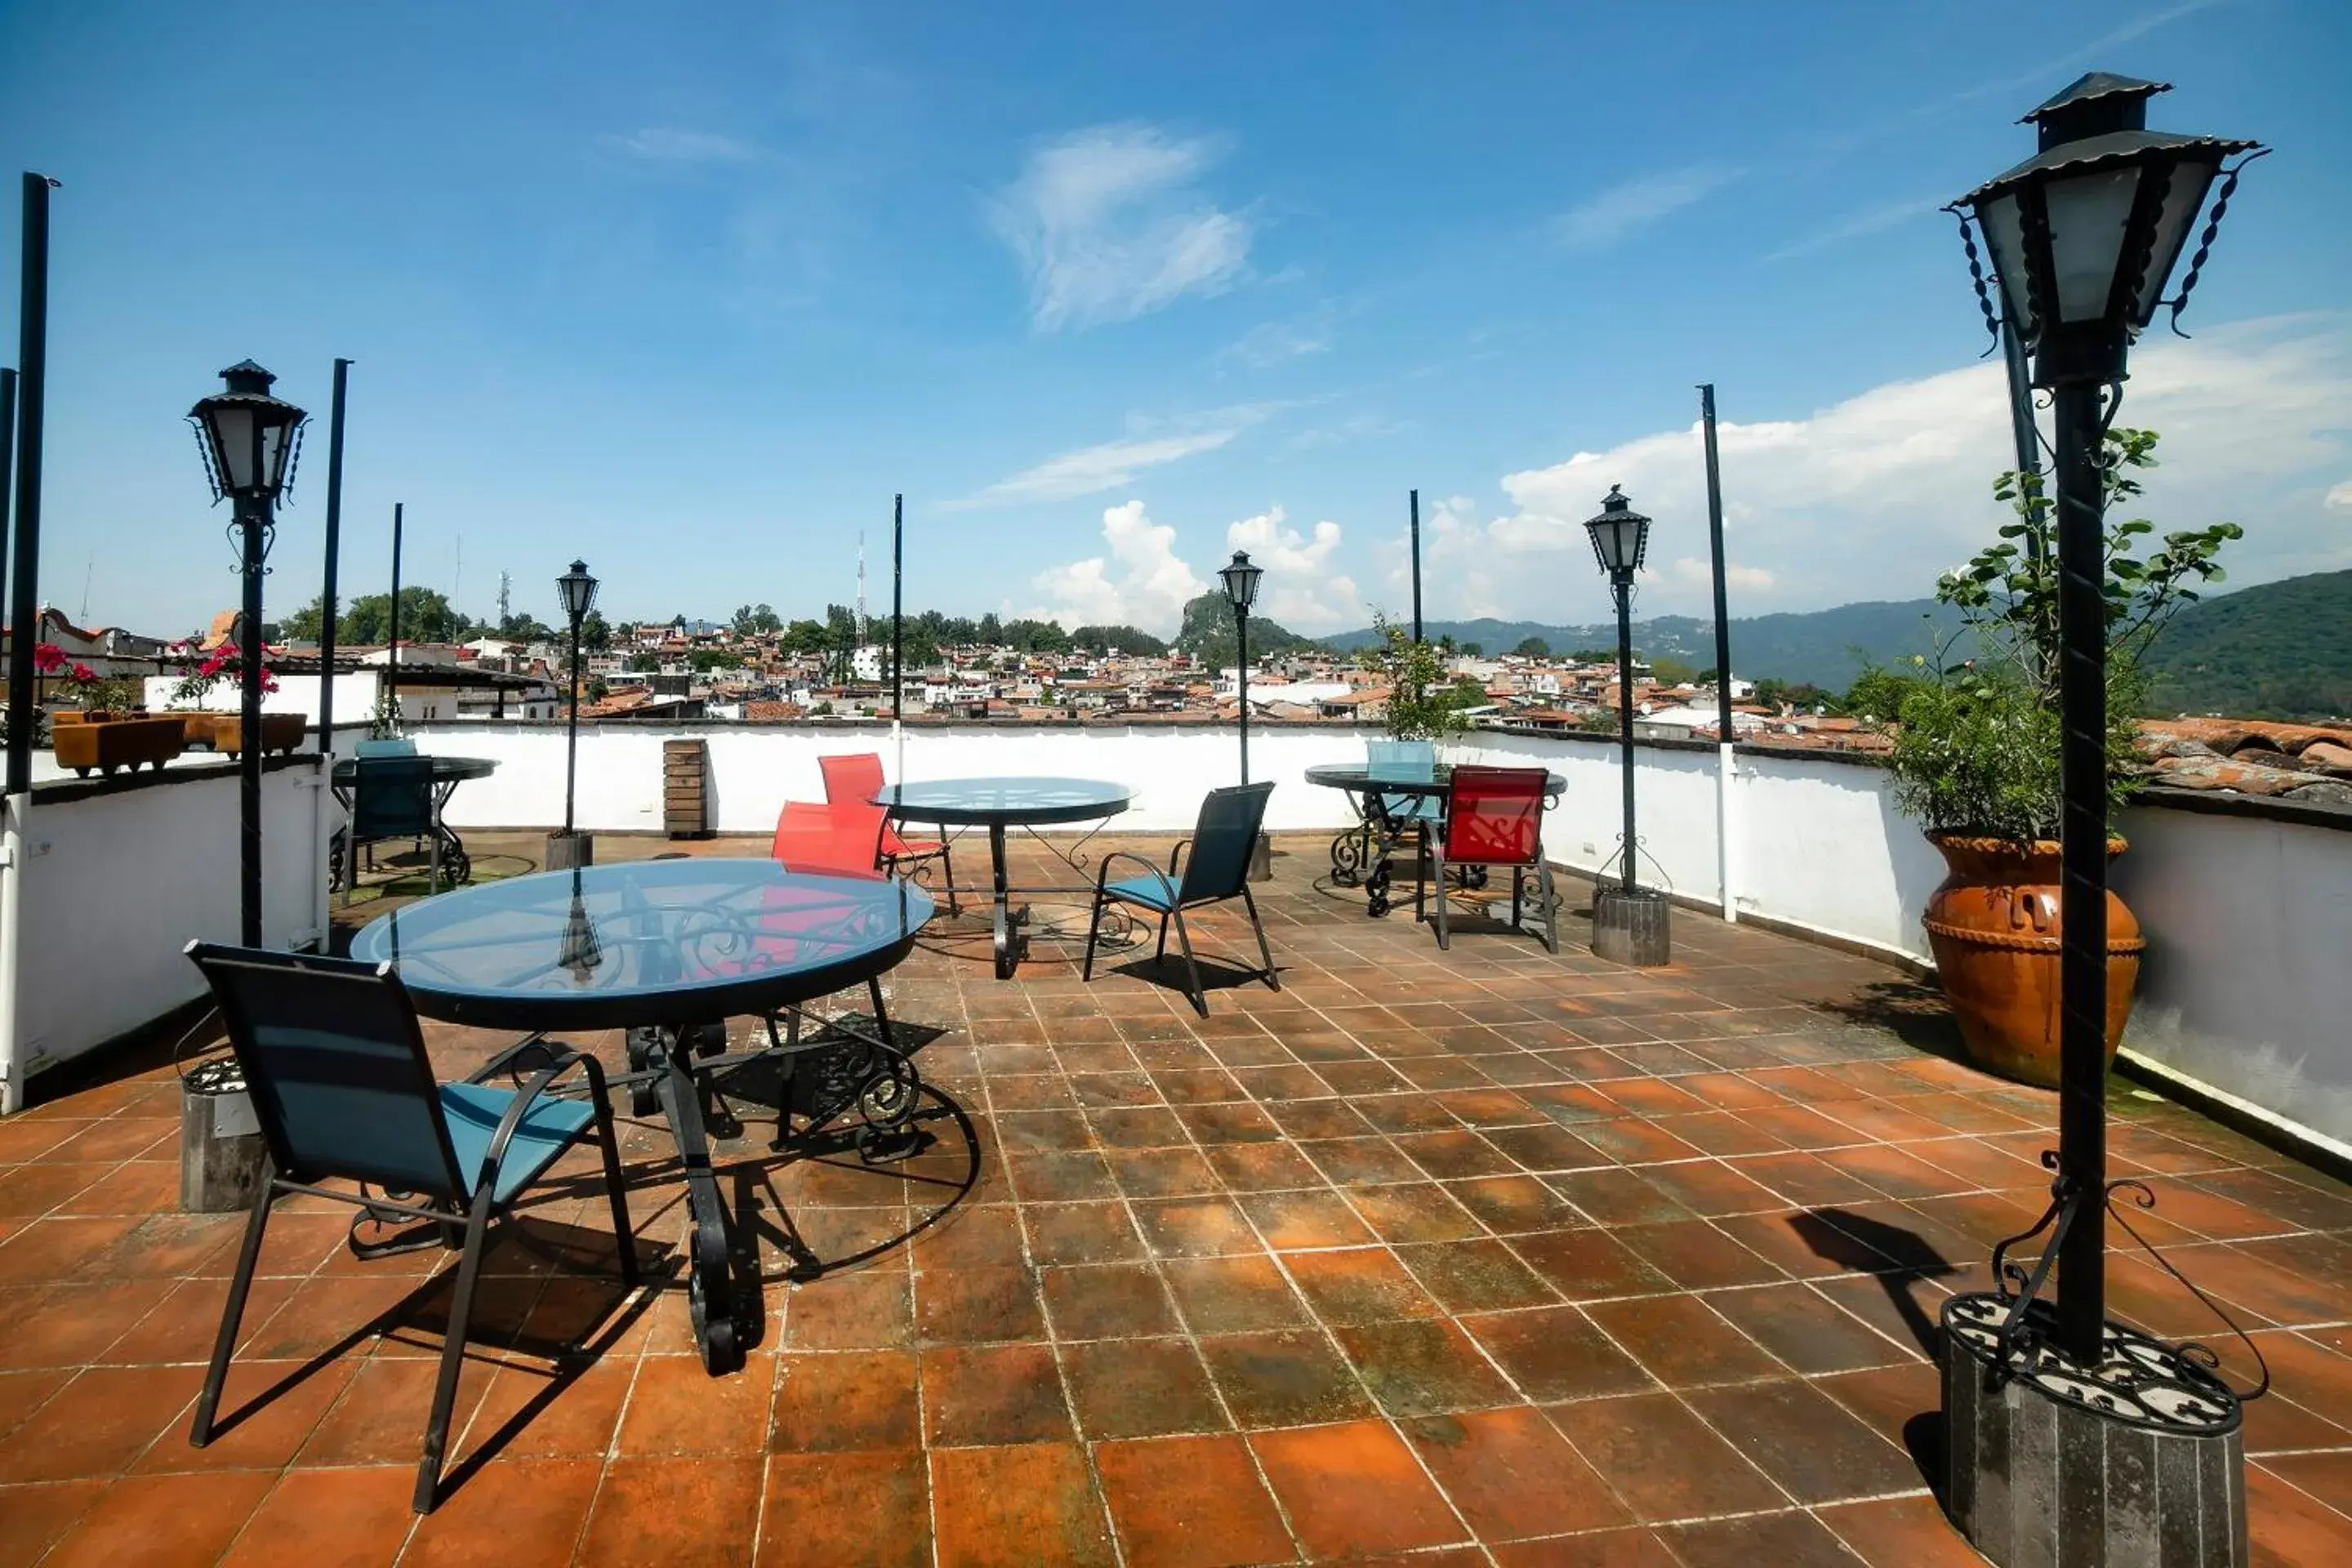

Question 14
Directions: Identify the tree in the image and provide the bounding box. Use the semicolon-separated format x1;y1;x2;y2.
688;648;745;673
781;618;828;654
1512;636;1552;658
1460;641;1484;657
1069;624;1169;657
497;612;556;643
1567;648;1614;663
1845;665;1927;724
582;609;612;653
977;612;1004;645
1649;655;1698;686
292;587;468;647
732;604;782;636
626;653;659;673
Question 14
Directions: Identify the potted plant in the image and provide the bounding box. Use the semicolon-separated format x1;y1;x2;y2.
1884;427;2239;1087
1361;614;1475;750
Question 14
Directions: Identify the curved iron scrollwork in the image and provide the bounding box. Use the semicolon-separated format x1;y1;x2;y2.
1976;1152;2269;1421
1329;824;1368;887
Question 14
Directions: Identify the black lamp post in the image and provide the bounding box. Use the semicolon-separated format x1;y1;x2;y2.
553;559;599;868
1218;550;1263;784
190;361;308;949
1939;74;2261;1563
1582;487;1669;964
1218;549;1272;880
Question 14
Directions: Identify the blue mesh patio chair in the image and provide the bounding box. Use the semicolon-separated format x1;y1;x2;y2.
1366;738;1442;906
182;942;639;1515
345;754;440;905
1081;782;1279;1016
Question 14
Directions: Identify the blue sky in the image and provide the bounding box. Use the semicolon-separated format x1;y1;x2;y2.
2;0;2346;639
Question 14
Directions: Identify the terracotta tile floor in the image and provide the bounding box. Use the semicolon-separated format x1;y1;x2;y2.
3;831;2350;1565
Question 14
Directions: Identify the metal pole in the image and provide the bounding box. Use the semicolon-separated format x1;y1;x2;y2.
318;359;350;748
1236;605;1250;786
2002;318;2044;553
386;501;402;723
1614;575;1637;895
7;176;57;798
238;492;266;947
1699;384;1737;922
1;368;15;661
1408;489;1423;644
564;611;581;835
2051;375;2110;1365
892;493;905;782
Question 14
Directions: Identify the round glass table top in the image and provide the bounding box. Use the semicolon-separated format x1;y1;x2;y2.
350;859;933;1031
876;776;1133;826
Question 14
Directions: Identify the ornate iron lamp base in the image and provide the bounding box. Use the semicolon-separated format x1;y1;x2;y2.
1943;1292;2246;1566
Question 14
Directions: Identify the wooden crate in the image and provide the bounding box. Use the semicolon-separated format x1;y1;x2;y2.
664;737;712;839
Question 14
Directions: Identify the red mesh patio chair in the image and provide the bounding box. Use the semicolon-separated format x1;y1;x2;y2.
769;800;891;880
1424;765;1558;954
819;753;957;913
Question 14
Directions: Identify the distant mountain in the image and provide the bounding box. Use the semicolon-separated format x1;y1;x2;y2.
1327;600;1964;690
1174;592;1321;670
2140;569;2352;723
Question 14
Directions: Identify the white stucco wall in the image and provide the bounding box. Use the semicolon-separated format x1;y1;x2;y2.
409;723;1383;837
1;760;329;1111
2112;802;2352;1154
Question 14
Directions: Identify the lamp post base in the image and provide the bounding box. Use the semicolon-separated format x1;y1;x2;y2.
545;829;594;871
1942;1292;2245;1567
1592;884;1670;966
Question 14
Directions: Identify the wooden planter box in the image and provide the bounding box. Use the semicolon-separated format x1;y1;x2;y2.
52;715;188;777
190;713;310;758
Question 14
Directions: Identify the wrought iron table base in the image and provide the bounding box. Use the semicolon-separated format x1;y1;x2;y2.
609;978;927;1376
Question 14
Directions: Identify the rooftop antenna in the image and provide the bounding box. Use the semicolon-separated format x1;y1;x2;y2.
497;570;510;630
857;529;867;642
452;533;462;612
79;551;91;624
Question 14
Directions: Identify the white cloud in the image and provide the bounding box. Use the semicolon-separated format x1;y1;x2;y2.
601;127;759;163
1555;166;1740;252
1224;507;1361;631
1412;315;2352;622
1030;501;1209;634
959;431;1236;508
991;124;1252;331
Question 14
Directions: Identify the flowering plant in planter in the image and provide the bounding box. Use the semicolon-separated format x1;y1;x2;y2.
170;645;279;706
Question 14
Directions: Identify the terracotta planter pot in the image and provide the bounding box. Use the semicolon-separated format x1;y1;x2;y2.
1922;833;2145;1089
51;715;188;777
203;713;310;758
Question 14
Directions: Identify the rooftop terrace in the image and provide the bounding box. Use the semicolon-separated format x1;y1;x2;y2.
2;830;2347;1566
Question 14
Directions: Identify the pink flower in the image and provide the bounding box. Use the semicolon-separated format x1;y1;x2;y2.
33;644;67;675
69;662;95;683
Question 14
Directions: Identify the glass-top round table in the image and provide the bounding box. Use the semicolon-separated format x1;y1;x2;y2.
876;777;1132;978
354;860;937;1375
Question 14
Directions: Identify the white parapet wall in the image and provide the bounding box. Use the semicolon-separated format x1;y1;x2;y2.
2112;797;2352;1156
1;758;330;1113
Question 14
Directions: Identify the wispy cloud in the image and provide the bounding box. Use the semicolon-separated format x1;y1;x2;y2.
1220;310;1335;369
600;127;761;163
1555;165;1740;252
1764;196;1944;262
1920;1;2230;118
991;124;1253;331
954;403;1281;508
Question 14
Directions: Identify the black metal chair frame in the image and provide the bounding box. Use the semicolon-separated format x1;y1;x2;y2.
182;943;639;1515
1080;784;1281;1016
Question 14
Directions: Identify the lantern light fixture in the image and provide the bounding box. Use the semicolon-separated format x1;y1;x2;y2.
1583;486;1650;580
1218;550;1263;614
189;360;308;505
